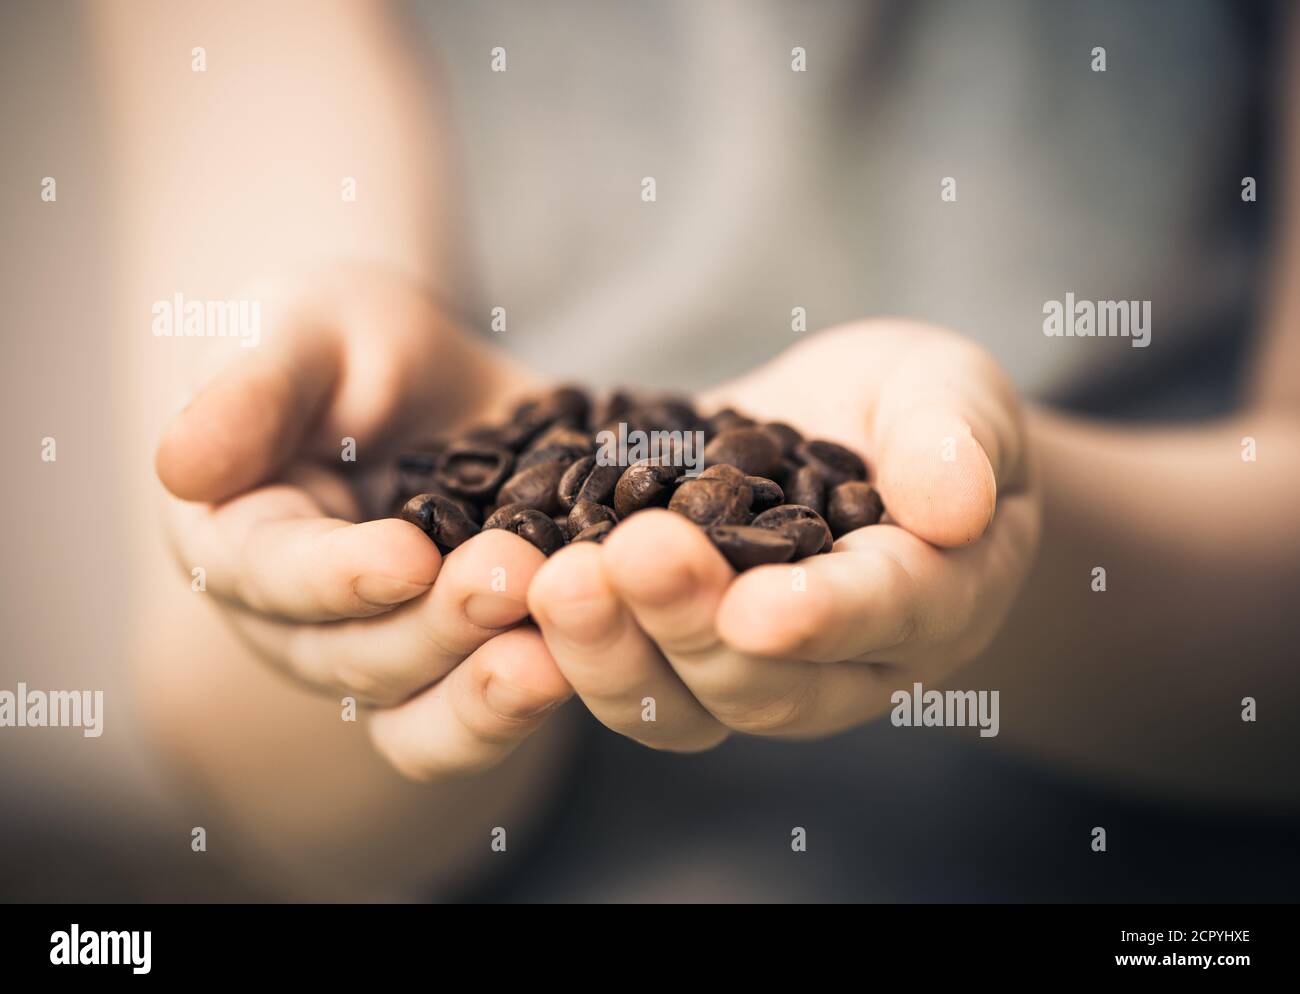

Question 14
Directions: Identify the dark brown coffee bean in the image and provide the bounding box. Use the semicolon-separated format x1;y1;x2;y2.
640;398;702;433
772;458;799;488
482;502;528;529
744;476;784;512
399;493;481;552
760;422;803;457
707;524;797;572
607;398;702;438
588;390;633;430
703;427;782;479
496;460;569;515
752;504;833;557
385;387;872;566
698;463;746;486
826;481;884;536
393;451;480;521
613;458;684;518
668;477;753;527
517;443;589;473
536;385;591;426
498;411;551;451
706;407;756;435
568;499;617;535
434;441;515;500
557;455;622;511
571;520;615;544
396;450;439;489
525;423;594;456
393;451;449;512
785;465;827;517
795;439;867;486
482;504;566;555
397;483;479;524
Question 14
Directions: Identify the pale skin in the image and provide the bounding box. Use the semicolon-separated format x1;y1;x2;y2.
96;2;1300;897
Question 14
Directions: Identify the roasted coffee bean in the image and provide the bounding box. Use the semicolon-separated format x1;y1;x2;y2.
640;398;702;433
395;482;480;524
482;504;566;555
517;443;589;473
752;504;833;558
760;422;803;457
434;441;515;500
396;450;438;479
496;460;569;515
668;477;753;527
403;483;480;522
525;423;594;456
568;499;617;534
536;385;591;426
706;407;756;435
498;410;551;451
745;476;784;512
707;524;797;572
571;520;615;544
399;493;481;551
482;502;529;530
826;481;884;537
386;386;872;565
607;399;702;438
703;427;782;479
557;455;622;511
786;464;827;516
699;463;746;486
588;390;633;430
614;458;684;518
773;458;800;488
395;451;440;502
795;439;867;486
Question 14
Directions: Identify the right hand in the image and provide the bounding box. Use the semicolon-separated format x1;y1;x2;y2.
155;266;573;781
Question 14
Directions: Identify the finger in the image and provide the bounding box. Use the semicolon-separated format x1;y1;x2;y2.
600;511;829;736
869;331;1026;547
716;492;1040;664
157;326;342;503
528;541;727;752
246;528;546;704
369;625;572;781
166;484;440;622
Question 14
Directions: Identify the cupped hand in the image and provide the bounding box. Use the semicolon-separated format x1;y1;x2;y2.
527;320;1041;749
156;266;573;780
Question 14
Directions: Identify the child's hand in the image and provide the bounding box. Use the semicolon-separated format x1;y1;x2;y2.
156;267;573;780
527;320;1040;749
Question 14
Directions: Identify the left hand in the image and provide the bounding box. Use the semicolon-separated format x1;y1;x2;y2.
527;319;1041;749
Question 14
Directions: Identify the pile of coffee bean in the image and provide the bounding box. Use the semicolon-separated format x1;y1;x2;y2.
391;387;883;571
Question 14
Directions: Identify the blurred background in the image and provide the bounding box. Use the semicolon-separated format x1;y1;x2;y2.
2;0;1297;902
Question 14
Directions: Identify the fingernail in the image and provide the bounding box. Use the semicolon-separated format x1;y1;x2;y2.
354;574;430;608
464;593;528;629
483;678;565;721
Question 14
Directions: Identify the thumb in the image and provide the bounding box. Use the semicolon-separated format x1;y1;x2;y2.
156;330;341;503
870;338;1023;547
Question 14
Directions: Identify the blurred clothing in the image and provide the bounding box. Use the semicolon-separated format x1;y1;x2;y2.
416;0;1275;414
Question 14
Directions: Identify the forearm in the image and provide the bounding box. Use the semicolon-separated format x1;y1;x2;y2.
968;408;1300;804
90;0;456;302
